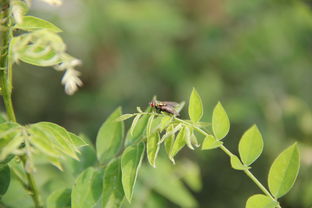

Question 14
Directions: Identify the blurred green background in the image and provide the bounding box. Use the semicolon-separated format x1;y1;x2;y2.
3;0;312;207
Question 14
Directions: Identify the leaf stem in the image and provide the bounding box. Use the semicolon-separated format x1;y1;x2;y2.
0;0;15;122
20;156;43;208
0;2;42;207
173;117;277;202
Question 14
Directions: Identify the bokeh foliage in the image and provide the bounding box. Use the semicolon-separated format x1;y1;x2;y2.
2;0;312;207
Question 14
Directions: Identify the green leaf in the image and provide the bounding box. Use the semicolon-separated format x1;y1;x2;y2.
239;125;264;166
191;132;200;148
188;88;203;123
164;125;175;156
102;159;124;208
32;122;79;159
136;107;143;113
268;143;300;198
27;126;62;158
121;142;145;202
71;167;103;208
169;127;186;163
125;108;151;146
212;102;230;140
14;16;62;32
140;158;197;207
18;44;61;67
159;123;182;144
96;108;124;164
245;194;278;208
0;131;23;160
68;133;87;148
146;114;155;137
0;122;21;163
0;165;10;196
47;188;71;208
230;155;249;170
184;127;194;150
160;115;172;131
147;132;160;168
130;115;141;136
115;114;134;122
201;135;222;150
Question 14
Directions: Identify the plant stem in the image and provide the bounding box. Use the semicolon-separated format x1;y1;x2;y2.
0;0;15;122
174;117;278;202
20;156;43;208
0;2;42;207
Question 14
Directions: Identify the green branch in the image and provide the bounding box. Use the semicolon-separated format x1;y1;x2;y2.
0;1;42;207
174;117;277;202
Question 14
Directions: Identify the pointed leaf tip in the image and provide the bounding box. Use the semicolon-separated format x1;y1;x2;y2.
268;143;300;198
212;102;230;140
188;88;203;123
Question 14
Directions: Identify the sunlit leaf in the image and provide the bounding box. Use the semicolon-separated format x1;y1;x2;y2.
28;127;61;158
71;167;103;208
268;143;300;198
96;107;124;164
230;155;249;170
169;127;186;163
32;122;79;159
115;114;134;122
146;114;155;137
102;159;124;208
47;188;71;208
14;16;62;32
164;125;175;156
245;194;278;208
184;127;194;150
160;116;172;131
121;142;145;202
201;135;222;150
239;125;264;166
212;102;230;140
125;107;151;146
188;88;203;123
0;132;23;160
130;115;141;136
147;132;160;168
159;123;182;144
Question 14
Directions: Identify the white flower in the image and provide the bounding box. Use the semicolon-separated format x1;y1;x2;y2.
61;68;83;95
